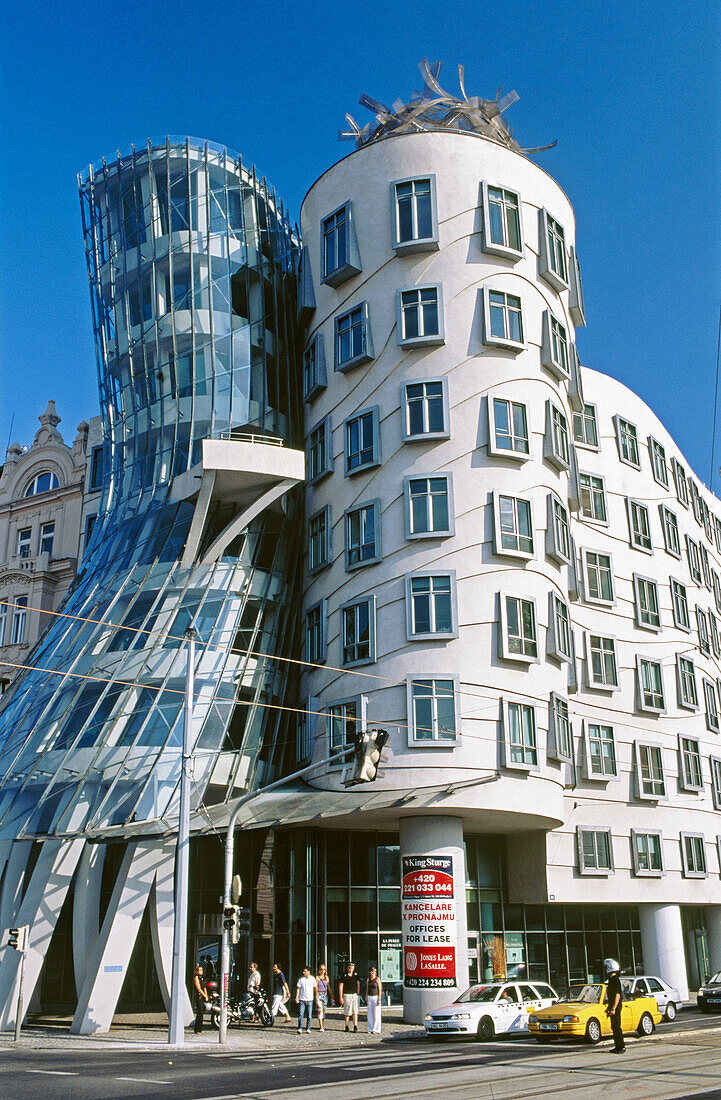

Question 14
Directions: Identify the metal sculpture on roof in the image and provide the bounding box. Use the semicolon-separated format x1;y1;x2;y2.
340;59;556;156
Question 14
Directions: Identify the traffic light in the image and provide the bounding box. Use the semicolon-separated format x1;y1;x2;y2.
343;728;388;786
7;926;28;952
222;906;240;944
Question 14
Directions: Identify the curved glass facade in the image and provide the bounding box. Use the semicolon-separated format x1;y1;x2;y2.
0;139;303;841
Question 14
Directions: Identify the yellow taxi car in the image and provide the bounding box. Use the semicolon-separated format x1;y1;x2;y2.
528;982;662;1044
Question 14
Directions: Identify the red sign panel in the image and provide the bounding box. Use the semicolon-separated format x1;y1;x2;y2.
404;947;456;980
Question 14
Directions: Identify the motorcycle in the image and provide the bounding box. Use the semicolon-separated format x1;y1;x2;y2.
207;982;274;1028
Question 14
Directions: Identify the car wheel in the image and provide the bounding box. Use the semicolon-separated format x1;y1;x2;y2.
477;1016;495;1041
664;1002;677;1022
637;1011;655;1037
585;1017;602;1044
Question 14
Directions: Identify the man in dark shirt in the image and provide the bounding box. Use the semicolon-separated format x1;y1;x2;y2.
271;961;291;1021
605;958;625;1053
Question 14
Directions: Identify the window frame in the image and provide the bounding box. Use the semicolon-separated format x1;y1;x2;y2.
631;830;664;878
627;498;653;553
488;395;530;461
576;826;614;876
404;474;455;539
308;505;332;574
307;414;334;484
483;287;525;351
548;692;573;763
633;573;661;632
305;599;327;665
634;741;667;800
303;333;327;401
344;499;382;571
344;406;381;476
686;534;702;584
680;832;707;878
710;755;721;810
636;655;666;714
547;592;572;663
546;494;572;565
39;521;55;557
402;378;449;442
10;596;27;645
544;400;570;471
585;632;619;691
703;677;720;733
672;457;689;509
659;504;681;559
568;245;586;326
573;402;599;450
539;208;569;291
614;415;641;469
340;593;377;668
327;694;366;755
696;605;710;655
405;570;458;641
579;471;608;524
321;201;362;287
581;547;615;606
406;675;460;746
676;653;699;711
648;437;669;488
541;310;570;379
391;175;439;255
501;697;539;770
670;577;690;631
492;490;534;560
481;181;523;259
583;720;618;780
498;592;539;664
679;734;704;792
397;285;445;348
334;301;374;372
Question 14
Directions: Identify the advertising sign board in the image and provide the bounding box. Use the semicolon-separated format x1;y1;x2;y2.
401;855;457;988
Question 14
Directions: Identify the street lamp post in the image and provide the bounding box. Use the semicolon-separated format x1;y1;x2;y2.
168;627;197;1046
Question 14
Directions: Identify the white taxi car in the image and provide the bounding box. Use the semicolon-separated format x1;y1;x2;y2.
424;980;558;1040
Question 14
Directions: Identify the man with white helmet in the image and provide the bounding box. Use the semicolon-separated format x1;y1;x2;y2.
604;958;625;1053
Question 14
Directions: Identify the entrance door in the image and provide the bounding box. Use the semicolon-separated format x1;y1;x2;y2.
467;935;480;983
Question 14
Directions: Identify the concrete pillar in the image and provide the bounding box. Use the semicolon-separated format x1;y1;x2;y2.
399;816;468;1024
72;842;106;995
705;907;721;976
639;903;689;1002
0;840;33;932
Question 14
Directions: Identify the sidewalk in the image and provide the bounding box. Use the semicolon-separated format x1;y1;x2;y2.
0;1006;424;1052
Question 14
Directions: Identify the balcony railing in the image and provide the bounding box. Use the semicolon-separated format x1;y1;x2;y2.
217;430;285;447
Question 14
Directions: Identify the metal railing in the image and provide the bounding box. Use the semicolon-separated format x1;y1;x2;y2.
217;430;285;447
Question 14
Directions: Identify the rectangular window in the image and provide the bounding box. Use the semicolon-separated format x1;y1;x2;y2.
681;833;707;877
17;527;31;558
540;209;568;289
700;542;712;589
547;495;571;564
404;380;447;439
345;501;380;568
485;289;524;348
307;416;333;482
634;575;661;630
680;736;703;791
90;445;104;489
649;438;669;487
577;827;613;874
345;408;379;474
305;602;326;664
628;499;652;551
545;402;570;469
393;177;437;252
328;698;362;753
409;678;457;742
489;397;529;458
686;535;702;584
39;521;55;557
541;312;570;378
494;493;534;558
671;578;690;630
697;606;710;655
0;601;6;647
303;335;326;400
584;549;614;604
637;657;665;712
504;700;538;767
616;417;640;467
586;723;617;777
672;457;689;508
84;514;97;549
308;507;331;572
632;831;664;876
660;505;681;558
677;655;699;709
10;596;27;645
548;593;572;662
710;610;721;657
342;596;375;666
588;634;618;688
407;573;455;638
715;517;721;554
636;742;666;798
569;245;586;326
579;473;607;522
573;403;599;448
710;756;721;810
501;595;538;660
714;571;721;615
323;206;347;277
704;678;720;732
399;286;444;346
335;303;373;370
406;476;453;537
549;693;572;761
483;184;522;255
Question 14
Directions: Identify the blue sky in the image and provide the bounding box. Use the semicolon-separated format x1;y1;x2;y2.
1;0;719;484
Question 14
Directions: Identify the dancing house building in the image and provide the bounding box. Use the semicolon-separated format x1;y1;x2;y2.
0;64;719;1029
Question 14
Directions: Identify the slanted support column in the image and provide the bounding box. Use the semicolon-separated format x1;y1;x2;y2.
399;816;469;1025
639;903;689;1002
147;838;190;1022
0;840;32;933
72;842;106;995
705;907;721;975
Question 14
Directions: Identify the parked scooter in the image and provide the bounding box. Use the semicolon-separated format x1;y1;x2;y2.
207;982;274;1028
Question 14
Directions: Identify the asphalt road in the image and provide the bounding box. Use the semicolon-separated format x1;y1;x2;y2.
1;1014;720;1100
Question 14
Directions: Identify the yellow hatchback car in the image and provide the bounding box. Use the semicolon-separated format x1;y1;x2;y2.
528;982;662;1044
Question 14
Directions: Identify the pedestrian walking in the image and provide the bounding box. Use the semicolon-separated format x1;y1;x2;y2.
271;962;292;1021
604;958;625;1054
192;963;209;1033
296;966;317;1033
365;966;383;1035
248;961;261;993
316;963;332;1031
339;961;360;1032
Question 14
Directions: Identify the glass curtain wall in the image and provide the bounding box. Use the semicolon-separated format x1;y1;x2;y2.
0;139;303;842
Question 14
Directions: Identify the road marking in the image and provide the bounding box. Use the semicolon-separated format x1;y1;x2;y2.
26;1070;80;1076
116;1077;171;1085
